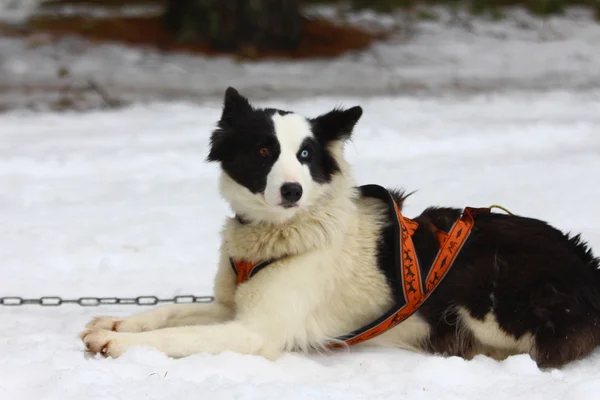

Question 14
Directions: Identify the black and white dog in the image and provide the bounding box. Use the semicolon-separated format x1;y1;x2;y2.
81;87;600;368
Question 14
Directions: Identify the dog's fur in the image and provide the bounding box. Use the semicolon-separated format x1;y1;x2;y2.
81;87;600;368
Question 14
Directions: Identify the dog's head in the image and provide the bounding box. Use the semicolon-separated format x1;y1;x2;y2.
207;87;362;224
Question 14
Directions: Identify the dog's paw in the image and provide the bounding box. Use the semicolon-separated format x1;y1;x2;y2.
85;316;123;331
80;328;127;358
84;316;147;333
115;316;155;332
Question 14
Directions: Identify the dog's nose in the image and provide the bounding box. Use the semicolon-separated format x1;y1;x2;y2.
280;182;303;204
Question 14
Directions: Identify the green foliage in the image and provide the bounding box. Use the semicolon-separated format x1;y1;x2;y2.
469;0;488;15
164;0;303;52
416;8;440;19
526;0;565;15
42;0;165;6
488;6;505;20
313;0;600;18
351;0;416;12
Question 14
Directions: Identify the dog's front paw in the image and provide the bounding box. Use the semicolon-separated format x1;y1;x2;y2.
85;316;123;331
80;328;127;358
84;316;147;333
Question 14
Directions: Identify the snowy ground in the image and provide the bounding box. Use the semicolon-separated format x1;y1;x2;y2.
2;4;600;110
1;90;600;399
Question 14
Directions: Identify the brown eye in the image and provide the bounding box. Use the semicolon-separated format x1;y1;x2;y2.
259;148;270;157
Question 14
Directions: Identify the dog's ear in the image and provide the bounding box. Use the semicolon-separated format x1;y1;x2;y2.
311;106;363;142
207;127;229;162
220;86;253;126
208;87;253;162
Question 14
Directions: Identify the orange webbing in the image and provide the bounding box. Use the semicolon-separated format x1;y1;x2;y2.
233;259;256;285
395;202;422;309
327;205;477;348
425;208;476;292
328;203;422;348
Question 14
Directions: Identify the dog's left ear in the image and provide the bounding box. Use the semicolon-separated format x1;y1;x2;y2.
311;106;363;142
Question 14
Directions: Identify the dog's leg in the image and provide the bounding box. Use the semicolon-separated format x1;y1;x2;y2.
532;318;600;368
81;295;287;359
85;302;234;333
81;320;281;359
85;253;237;333
82;253;333;359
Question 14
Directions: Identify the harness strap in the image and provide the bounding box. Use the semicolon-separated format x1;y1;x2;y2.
230;258;274;285
228;184;484;349
327;205;477;348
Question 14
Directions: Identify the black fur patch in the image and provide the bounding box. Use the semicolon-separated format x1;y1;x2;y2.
297;137;335;184
309;106;363;182
374;187;413;300
310;106;363;142
207;88;289;193
409;205;600;367
369;187;600;367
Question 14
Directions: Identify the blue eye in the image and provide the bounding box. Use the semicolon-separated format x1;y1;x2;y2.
300;149;310;159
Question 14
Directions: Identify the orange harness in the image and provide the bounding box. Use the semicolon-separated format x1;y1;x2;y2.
230;184;489;348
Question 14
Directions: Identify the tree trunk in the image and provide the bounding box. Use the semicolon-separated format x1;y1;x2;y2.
164;0;303;52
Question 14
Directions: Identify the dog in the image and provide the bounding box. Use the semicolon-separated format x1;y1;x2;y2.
81;87;600;368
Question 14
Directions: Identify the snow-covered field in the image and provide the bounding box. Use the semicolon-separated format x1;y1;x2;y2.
1;90;600;399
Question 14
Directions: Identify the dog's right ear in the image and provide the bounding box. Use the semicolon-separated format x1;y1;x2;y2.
220;86;253;126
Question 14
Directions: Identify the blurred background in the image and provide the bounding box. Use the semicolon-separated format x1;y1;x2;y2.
1;0;599;111
2;3;600;397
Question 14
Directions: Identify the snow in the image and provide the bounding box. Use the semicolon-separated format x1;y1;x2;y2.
2;5;600;110
1;90;600;399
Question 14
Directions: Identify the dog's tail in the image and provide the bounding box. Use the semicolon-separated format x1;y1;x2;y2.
567;233;600;292
568;233;599;266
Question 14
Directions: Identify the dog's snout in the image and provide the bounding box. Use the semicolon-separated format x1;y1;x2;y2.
280;182;303;204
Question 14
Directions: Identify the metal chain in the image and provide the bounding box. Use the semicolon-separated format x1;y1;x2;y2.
0;295;214;307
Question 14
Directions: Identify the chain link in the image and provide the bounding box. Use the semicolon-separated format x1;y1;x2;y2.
0;295;214;307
